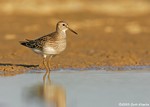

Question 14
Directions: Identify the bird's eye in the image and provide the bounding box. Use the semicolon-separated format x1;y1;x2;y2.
62;24;65;26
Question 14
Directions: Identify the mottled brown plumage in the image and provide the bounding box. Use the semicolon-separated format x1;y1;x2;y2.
20;32;58;51
20;21;77;80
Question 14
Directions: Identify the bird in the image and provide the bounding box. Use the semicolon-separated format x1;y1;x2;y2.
20;21;78;80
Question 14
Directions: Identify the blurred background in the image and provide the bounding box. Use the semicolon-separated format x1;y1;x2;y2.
0;0;150;74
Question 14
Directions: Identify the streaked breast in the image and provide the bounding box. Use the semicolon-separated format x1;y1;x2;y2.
43;39;66;55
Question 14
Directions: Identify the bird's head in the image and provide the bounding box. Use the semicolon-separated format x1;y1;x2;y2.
56;21;78;35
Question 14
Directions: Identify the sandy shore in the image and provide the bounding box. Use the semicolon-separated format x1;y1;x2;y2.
0;1;150;76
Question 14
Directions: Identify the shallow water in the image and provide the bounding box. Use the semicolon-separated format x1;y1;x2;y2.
0;70;150;107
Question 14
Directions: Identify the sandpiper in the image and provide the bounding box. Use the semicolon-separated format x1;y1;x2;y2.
20;21;77;80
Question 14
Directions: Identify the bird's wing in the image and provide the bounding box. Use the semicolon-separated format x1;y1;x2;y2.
20;40;41;50
20;32;57;50
34;32;57;44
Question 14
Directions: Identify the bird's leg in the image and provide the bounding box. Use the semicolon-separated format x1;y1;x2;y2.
47;55;53;81
43;56;49;81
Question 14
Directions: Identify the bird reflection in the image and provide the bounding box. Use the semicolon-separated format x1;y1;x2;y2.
42;77;66;107
24;76;66;107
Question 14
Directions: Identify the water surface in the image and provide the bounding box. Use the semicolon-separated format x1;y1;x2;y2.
0;70;150;107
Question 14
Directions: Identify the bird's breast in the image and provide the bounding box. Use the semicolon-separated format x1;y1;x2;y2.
43;39;66;55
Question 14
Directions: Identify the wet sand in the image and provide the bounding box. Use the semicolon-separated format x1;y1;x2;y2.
0;1;150;76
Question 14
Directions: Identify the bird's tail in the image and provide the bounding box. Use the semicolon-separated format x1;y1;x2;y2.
19;39;36;48
19;41;26;45
19;41;30;47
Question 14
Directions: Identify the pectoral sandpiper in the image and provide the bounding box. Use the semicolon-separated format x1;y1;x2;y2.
20;21;77;80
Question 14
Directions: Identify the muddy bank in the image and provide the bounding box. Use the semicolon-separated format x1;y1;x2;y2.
0;12;150;76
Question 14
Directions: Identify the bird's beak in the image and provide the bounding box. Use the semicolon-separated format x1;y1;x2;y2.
68;27;78;35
